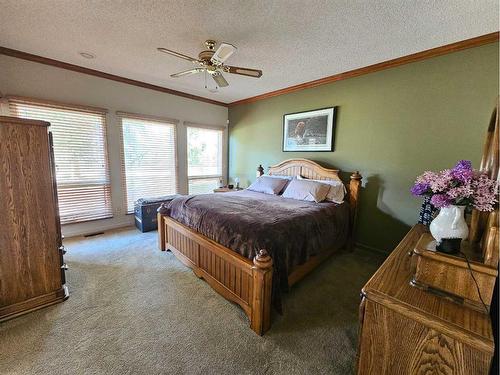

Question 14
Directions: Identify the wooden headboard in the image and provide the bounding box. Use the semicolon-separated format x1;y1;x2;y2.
268;158;342;181
268;158;362;248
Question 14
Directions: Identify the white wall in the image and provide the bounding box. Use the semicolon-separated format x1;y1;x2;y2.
0;55;228;237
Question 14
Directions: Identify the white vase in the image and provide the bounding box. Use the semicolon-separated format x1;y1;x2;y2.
429;205;469;244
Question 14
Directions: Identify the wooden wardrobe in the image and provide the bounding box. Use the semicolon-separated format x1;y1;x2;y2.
0;115;68;321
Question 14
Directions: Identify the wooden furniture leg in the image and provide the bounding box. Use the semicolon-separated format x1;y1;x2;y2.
250;250;273;335
348;171;362;250
158;211;166;251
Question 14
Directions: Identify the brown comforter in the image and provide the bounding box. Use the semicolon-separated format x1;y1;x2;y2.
159;190;350;310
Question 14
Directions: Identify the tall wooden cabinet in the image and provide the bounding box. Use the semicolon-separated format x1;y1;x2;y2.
0;116;68;321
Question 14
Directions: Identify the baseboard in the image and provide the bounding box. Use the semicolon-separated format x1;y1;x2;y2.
0;286;68;322
61;216;135;238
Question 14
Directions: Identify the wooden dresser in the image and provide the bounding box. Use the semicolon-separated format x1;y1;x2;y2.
0;116;68;321
356;224;494;374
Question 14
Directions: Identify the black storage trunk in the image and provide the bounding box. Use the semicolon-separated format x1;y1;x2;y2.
134;195;180;232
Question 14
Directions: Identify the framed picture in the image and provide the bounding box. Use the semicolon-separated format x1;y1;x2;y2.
282;107;336;152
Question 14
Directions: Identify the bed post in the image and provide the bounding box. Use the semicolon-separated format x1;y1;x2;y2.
251;249;273;335
348;171;362;250
157;210;166;251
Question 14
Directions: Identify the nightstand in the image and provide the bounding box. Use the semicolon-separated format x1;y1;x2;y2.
213;187;243;193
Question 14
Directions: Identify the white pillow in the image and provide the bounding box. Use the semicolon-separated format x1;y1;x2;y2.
281;179;331;203
266;174;293;180
297;175;346;203
247;176;290;195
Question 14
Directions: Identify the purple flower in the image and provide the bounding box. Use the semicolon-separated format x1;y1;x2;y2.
429;169;453;193
451;160;474;182
430;194;451;208
416;171;438;185
446;185;473;200
454;160;472;170
471;173;499;211
412;160;498;212
411;182;430;196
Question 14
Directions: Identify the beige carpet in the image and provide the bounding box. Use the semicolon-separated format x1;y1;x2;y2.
0;227;384;375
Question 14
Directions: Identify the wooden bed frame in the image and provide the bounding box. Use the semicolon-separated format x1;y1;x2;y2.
157;158;362;335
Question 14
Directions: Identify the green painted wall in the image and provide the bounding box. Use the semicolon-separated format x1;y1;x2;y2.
228;43;499;252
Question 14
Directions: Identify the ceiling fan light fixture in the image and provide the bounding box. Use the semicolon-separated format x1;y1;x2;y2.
212;71;229;88
204;70;219;93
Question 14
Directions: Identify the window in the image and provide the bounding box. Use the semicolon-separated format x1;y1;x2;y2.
119;113;177;213
187;125;224;194
9;97;112;224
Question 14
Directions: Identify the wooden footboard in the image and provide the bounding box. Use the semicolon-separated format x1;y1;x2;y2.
156;159;362;335
157;213;273;335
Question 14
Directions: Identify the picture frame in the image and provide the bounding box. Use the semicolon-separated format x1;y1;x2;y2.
282;107;336;152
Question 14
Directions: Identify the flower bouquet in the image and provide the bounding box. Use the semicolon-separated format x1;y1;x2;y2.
411;160;498;253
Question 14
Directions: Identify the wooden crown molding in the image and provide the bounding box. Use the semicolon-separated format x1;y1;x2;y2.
1;32;497;109
229;32;499;107
0;47;227;107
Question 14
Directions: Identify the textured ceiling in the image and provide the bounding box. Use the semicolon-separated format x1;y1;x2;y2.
0;1;498;104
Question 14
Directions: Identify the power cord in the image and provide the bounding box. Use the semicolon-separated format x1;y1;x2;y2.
459;250;490;314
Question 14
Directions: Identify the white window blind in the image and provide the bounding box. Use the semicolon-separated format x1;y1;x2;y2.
187;126;224;194
119;113;178;213
9;97;113;224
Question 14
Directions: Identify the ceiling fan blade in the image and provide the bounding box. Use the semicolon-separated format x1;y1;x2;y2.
224;65;262;78
212;72;229;87
170;68;204;78
157;47;200;63
211;43;237;65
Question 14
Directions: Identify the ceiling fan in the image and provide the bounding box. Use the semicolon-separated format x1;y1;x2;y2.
157;40;263;89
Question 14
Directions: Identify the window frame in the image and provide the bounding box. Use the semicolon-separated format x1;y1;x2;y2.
117;111;179;213
185;122;227;194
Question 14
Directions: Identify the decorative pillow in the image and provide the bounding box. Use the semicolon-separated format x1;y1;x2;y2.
297;175;346;203
281;179;331;203
266;174;294;193
246;175;290;195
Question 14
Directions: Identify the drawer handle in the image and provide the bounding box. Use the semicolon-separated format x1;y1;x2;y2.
59;246;67;255
61;264;68;270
